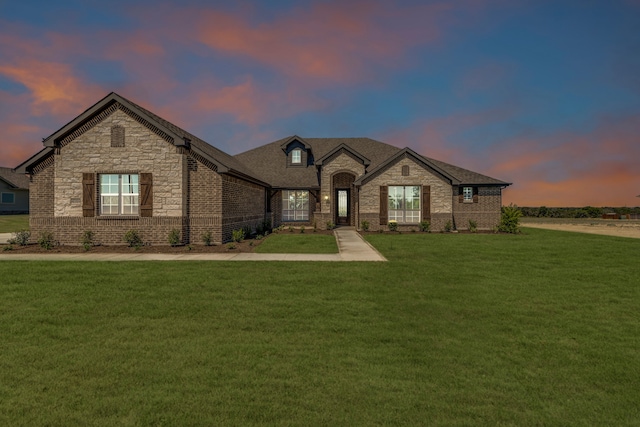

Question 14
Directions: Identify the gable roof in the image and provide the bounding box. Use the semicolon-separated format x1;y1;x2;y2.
17;92;266;185
235;137;401;188
0;167;29;189
315;143;371;167
236;136;510;188
279;135;312;151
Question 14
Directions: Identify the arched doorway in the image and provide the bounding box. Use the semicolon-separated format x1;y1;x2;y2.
332;172;356;226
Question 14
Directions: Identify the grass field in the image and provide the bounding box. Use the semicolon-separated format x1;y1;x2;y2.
1;228;639;425
0;214;28;233
256;233;338;253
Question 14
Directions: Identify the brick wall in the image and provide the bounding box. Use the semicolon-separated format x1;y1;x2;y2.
221;175;266;242
187;155;223;244
359;156;452;231
452;186;502;230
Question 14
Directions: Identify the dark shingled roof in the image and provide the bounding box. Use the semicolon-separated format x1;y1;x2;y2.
235;136;510;188
19;93;265;185
0;167;29;189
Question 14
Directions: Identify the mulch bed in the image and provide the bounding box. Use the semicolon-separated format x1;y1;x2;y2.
1;229;336;254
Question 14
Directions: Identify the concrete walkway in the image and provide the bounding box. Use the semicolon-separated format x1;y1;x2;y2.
0;228;387;262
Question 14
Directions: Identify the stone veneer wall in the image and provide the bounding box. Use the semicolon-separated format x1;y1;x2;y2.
452;186;502;230
29;108;198;246
317;152;365;229
221;175;266;242
54;109;185;218
359;156;453;231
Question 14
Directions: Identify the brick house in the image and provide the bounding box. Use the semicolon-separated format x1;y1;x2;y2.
17;92;510;245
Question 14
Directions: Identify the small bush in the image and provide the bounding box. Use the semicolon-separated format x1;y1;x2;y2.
3;245;13;251
124;229;143;248
300;225;305;234
12;229;31;246
227;242;236;250
313;221;317;233
326;221;335;230
242;224;253;238
289;226;294;233
360;220;370;231
419;221;430;233
232;229;245;243
410;228;416;233
168;228;181;246
444;220;453;232
38;231;56;250
468;219;478;233
81;230;95;251
388;221;398;232
202;230;213;246
498;204;522;234
255;234;264;240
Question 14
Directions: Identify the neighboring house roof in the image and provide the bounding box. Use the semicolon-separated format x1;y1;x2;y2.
236;136;510;188
0;167;29;189
16;92;266;186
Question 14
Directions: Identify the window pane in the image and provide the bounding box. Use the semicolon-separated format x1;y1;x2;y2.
292;149;301;164
405;210;420;223
1;193;14;204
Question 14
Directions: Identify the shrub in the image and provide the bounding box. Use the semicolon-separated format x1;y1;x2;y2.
419;220;430;232
288;226;294;233
326;221;335;230
468;219;478;233
168;228;181;246
360;220;370;231
498;204;522;234
3;245;13;251
12;229;31;246
232;229;245;243
255;234;264;240
300;225;305;234
388;220;398;232
202;230;213;246
81;230;95;251
313;221;317;233
38;231;56;250
124;229;143;248
227;242;236;250
242;224;253;238
444;220;453;232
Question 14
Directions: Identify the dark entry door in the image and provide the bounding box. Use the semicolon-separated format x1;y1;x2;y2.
336;189;349;225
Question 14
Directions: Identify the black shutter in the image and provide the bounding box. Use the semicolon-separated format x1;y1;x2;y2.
422;185;431;220
379;186;388;225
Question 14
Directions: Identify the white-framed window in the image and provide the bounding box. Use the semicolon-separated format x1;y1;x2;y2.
282;190;309;221
463;186;473;202
1;192;15;204
388;186;420;223
292;149;302;164
100;174;139;215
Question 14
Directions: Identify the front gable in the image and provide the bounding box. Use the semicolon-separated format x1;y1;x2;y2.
280;136;312;167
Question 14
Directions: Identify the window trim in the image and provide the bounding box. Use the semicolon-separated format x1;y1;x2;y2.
388;185;421;224
282;189;309;222
99;173;139;216
463;186;473;203
291;148;302;164
0;192;15;204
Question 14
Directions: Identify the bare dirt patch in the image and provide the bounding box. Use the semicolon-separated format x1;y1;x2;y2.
521;219;640;239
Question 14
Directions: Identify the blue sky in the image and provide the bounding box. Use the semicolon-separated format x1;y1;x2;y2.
1;0;638;205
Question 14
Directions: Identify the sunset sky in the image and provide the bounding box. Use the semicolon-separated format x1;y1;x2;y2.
1;0;638;206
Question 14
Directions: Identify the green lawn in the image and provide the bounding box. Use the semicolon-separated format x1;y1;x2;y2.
0;214;28;233
256;233;338;253
1;228;639;425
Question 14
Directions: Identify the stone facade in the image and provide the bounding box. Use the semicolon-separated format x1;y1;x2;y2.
360;156;452;231
316;152;365;229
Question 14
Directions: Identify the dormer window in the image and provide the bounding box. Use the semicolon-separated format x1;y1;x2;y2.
292;149;302;164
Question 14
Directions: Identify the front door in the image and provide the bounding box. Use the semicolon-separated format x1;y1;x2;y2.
336;189;349;225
